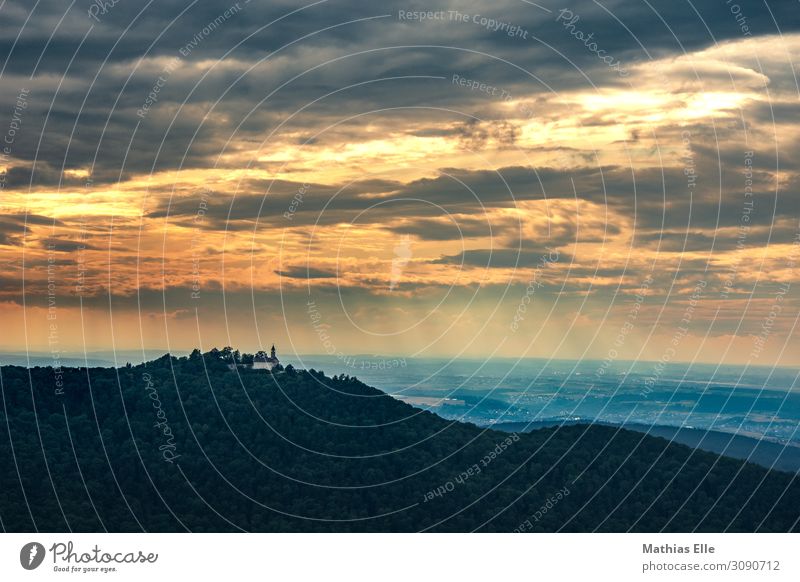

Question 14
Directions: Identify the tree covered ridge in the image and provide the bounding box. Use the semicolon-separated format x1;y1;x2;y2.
0;350;798;532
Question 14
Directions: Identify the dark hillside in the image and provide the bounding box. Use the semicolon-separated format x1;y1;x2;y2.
1;352;798;532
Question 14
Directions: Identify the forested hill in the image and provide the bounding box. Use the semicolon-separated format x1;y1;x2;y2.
1;351;798;532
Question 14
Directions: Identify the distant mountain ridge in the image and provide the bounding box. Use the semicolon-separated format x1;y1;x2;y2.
489;421;800;474
1;351;798;532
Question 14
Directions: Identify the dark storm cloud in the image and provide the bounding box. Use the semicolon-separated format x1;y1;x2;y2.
432;244;571;269
0;162;97;189
4;0;796;74
146;166;548;235
275;266;337;279
0;213;64;245
639;223;800;253
0;213;61;228
41;238;100;252
142;154;798;240
146;177;403;231
385;216;514;240
47;1;800;67
1;0;798;183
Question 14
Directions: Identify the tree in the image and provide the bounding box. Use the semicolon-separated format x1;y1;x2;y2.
1;353;798;533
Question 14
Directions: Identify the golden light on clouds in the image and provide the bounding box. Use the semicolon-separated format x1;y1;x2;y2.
0;21;796;365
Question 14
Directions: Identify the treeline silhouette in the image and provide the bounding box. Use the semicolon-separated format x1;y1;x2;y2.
0;350;798;532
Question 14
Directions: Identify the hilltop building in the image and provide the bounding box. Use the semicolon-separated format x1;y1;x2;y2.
253;345;280;370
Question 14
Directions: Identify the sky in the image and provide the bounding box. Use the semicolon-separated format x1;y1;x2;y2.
0;0;799;367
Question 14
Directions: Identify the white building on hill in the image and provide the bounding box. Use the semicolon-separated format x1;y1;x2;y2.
253;345;280;370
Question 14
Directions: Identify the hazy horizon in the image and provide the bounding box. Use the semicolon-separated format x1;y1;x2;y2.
4;348;800;371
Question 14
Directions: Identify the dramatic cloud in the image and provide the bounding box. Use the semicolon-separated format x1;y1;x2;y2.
1;0;798;365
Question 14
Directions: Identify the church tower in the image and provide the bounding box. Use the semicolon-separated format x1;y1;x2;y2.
253;345;280;370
